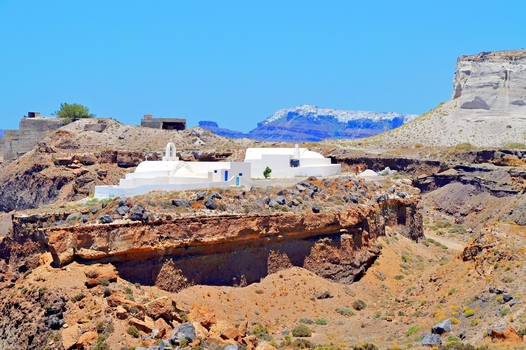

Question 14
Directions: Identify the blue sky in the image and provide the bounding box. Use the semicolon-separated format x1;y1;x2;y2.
1;1;524;132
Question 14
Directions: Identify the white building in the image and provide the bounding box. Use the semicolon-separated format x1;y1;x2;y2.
94;143;340;199
245;144;341;179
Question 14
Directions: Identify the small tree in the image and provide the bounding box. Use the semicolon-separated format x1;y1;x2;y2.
263;166;272;179
54;102;95;124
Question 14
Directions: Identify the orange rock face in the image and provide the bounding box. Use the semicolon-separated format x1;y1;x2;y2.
188;306;217;329
145;296;174;322
491;327;522;343
14;197;422;292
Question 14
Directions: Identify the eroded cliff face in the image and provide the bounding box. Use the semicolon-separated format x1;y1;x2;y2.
7;198;422;292
453;49;526;115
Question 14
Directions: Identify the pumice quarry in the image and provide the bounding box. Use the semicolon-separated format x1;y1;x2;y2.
2;4;526;349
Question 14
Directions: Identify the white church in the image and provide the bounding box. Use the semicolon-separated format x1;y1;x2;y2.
93;143;340;199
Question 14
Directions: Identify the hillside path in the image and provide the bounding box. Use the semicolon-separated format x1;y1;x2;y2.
424;231;466;251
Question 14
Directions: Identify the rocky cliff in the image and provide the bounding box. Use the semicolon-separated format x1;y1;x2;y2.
453;50;526;115
6;196;422;292
352;49;526;148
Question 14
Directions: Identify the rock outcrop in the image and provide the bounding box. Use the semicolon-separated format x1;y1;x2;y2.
453;50;526;115
351;49;526;148
6;197;422;292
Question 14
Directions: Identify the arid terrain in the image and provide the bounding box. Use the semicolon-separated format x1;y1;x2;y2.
1;115;526;350
1;49;526;350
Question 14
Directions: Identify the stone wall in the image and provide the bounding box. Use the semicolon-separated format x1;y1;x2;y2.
3;117;63;161
141;117;186;130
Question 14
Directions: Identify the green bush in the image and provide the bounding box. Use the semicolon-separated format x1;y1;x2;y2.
405;325;420;337
315;318;327;325
454;142;477;152
394;275;404;280
251;324;272;341
292;324;313;337
352;300;367;310
373;271;386;281
463;309;475;317
503;142;526;149
352;344;379;350
299;317;314;324
126;325;139;338
54;102;95;124
335;307;355;316
263;166;272;179
72;292;85;302
99;278;110;286
93;335;110;350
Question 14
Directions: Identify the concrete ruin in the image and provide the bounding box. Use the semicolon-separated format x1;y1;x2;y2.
141;114;186;131
2;112;64;161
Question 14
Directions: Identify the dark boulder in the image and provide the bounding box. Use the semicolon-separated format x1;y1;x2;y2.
46;316;64;330
421;333;442;346
171;199;187;207
296;184;306;192
170;322;196;344
130;205;146;221
275;196;286;205
312;206;320;214
205;199;217;210
116;205;130;215
432;319;452;335
209;192;223;200
100;214;113;224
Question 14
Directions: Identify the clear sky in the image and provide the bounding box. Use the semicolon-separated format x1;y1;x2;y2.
1;1;524;132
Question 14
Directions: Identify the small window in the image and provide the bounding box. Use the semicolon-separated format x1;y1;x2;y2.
239;173;243;176
214;170;217;173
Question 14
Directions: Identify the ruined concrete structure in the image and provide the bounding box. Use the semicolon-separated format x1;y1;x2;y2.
2;113;63;161
141;114;186;131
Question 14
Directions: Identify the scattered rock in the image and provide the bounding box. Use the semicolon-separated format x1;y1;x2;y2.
145;297;174;322
129;317;154;334
205;198;217;210
116;305;128;319
170;322;196;344
76;331;98;348
209;192;223;200
510;299;520;307
312;206;320;214
275;196;286;205
490;327;522;343
188;306;216;329
432;319;452;335
421;333;442;346
99;214;112;224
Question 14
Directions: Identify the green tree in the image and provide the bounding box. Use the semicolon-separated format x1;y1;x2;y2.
54;103;95;123
263;166;272;179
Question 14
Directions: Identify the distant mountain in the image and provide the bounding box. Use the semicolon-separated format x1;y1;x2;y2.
198;121;249;139
0;129;4;138
199;105;417;142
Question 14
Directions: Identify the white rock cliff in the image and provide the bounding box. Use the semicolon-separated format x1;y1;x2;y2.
453;49;526;116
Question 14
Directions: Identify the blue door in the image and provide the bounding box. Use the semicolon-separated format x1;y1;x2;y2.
224;170;229;181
